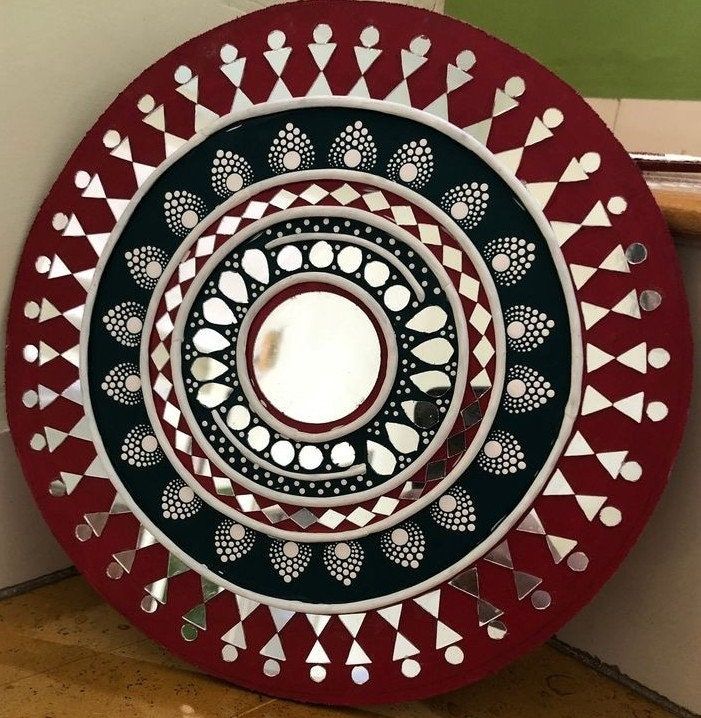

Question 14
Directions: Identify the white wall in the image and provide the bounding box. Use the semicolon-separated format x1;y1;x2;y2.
1;0;697;712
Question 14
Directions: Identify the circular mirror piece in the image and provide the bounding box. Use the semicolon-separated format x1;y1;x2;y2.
251;289;383;425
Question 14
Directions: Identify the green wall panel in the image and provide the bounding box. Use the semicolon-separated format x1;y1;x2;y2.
445;0;701;100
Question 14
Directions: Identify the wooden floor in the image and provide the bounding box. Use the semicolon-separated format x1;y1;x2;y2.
0;576;675;718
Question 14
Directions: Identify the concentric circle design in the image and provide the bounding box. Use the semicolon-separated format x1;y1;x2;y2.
5;1;691;706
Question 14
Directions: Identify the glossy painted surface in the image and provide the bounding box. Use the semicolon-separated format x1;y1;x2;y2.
4;0;691;705
0;1;699;712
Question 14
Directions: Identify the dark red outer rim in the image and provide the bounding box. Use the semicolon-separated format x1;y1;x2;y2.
3;0;693;706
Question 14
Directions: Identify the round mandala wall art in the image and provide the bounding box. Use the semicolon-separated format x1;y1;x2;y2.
6;0;692;705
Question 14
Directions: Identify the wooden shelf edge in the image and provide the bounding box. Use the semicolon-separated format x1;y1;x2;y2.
633;155;701;240
646;175;701;240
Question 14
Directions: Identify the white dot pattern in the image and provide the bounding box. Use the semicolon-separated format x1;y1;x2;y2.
214;520;255;562
322;542;364;585
211;150;254;197
503;364;555;413
484;237;536;286
120;424;163;467
430;487;476;532
386;139;434;188
441;182;489;229
268;123;315;174
101;362;142;405
478;430;526;475
102;301;145;347
163;190;208;237
504;305;555;352
328;120;377;170
161;479;202;519
125;245;169;289
269;540;312;582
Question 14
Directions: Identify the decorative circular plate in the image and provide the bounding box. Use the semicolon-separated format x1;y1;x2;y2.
6;0;692;705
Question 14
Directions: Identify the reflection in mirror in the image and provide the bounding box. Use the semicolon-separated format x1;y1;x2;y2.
402;399;439;428
252;290;382;425
409;370;451;397
367;440;396;475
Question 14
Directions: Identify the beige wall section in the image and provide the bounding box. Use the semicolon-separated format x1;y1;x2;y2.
0;432;70;586
586;97;701;155
0;0;242;589
0;0;697;712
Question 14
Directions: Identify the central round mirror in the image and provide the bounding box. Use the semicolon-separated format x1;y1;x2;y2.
251;289;383;425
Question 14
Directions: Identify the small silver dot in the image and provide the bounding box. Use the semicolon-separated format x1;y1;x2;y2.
639;289;662;311
567;551;589;572
531;590;551;609
625;242;648;264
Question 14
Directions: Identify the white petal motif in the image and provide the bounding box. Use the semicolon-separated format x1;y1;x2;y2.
242;249;269;284
196;382;233;408
193;328;230;353
386;422;420;453
367;440;396;475
218;271;248;303
203;297;236;325
406;306;447;333
190;357;227;381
